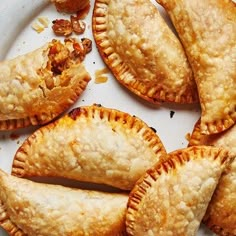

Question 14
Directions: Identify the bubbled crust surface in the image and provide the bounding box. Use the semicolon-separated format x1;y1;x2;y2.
157;0;236;134
126;146;230;236
92;0;198;104
189;122;236;236
0;169;128;236
12;105;166;190
0;40;91;130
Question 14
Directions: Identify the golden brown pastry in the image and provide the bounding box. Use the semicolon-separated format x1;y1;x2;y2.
156;0;236;134
0;38;90;130
12;104;166;190
189;121;236;236
51;0;90;13
126;146;231;236
0;169;128;236
92;0;198;104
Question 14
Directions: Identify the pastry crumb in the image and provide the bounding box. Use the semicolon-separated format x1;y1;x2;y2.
32;16;49;33
38;16;50;28
95;76;108;84
185;133;191;142
95;68;109;84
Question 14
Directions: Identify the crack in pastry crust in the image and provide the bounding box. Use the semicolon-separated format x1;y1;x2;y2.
126;146;230;236
0;38;91;130
92;0;198;104
12;104;166;190
157;0;236;134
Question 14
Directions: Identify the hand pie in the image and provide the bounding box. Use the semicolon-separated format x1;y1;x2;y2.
0;38;91;130
156;0;236;134
0;169;128;236
12;104;166;190
126;146;230;236
189;121;236;236
92;0;198;104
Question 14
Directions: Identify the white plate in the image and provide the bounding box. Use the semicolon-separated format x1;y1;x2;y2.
0;1;215;235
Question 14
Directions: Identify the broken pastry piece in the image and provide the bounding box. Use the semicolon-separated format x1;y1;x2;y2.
0;38;90;130
189;121;236;236
92;0;198;104
126;146;230;236
0;169;128;236
157;0;236;134
51;0;90;14
12;104;166;190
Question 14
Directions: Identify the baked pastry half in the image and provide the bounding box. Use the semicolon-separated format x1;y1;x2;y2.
126;146;231;236
0;169;128;236
12;104;166;190
189;121;236;236
156;0;236;134
0;38;91;130
92;0;198;104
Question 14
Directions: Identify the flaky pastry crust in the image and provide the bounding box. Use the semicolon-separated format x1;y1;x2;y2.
157;0;236;134
92;0;198;104
126;146;230;236
12;104;166;190
0;39;91;130
189;121;236;236
0;169;128;236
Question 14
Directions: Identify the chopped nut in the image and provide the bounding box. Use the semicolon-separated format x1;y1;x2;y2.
71;15;86;34
48;41;71;74
52;19;73;36
71;41;86;62
45;77;55;90
81;38;92;54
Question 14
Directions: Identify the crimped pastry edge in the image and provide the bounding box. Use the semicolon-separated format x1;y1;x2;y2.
125;146;230;235
0;200;25;236
12;104;166;185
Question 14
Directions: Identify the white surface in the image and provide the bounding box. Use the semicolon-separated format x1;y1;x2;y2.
0;0;215;235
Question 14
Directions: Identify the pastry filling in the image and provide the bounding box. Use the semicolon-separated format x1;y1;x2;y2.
47;38;91;75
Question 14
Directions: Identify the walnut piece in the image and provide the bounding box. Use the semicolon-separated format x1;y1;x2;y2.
52;19;73;36
71;15;86;34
